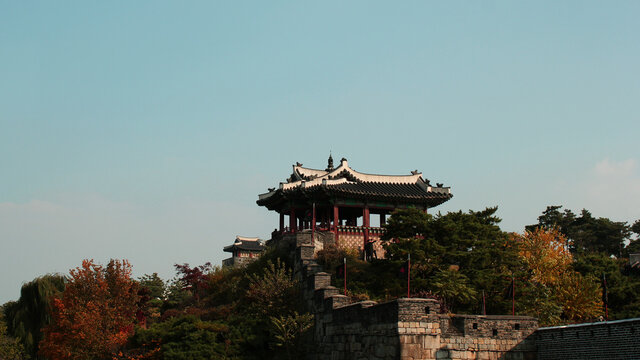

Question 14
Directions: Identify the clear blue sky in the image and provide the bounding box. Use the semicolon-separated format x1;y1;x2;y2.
2;1;639;304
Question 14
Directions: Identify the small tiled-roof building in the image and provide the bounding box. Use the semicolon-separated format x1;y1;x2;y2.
222;236;266;267
257;156;452;258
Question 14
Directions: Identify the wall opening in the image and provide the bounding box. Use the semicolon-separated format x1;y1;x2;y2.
492;329;498;336
514;323;520;330
473;323;478;330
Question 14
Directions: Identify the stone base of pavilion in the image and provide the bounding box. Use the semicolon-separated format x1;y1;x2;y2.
267;228;386;261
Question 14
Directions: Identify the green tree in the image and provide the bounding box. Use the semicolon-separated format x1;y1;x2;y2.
269;312;313;360
3;274;65;359
245;259;300;318
382;207;517;314
131;315;233;360
573;252;640;319
525;205;576;235
626;219;640;256
430;269;477;312
139;273;165;301
138;273;166;324
0;306;28;360
527;206;631;257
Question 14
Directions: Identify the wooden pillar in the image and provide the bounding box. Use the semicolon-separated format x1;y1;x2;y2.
312;203;316;233
333;205;340;243
363;206;370;250
380;213;386;225
279;212;284;232
290;209;296;233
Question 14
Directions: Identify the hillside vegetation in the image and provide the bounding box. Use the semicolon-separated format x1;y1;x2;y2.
2;206;639;360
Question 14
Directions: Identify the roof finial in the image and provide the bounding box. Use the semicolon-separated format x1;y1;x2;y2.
326;152;334;171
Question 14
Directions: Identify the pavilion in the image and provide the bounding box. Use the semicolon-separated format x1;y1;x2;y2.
257;156;452;257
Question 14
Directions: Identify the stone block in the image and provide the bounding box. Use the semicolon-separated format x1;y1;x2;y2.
297;244;315;260
309;272;331;291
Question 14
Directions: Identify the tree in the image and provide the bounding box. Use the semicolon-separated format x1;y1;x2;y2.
573;252;640;319
2;274;65;359
130;316;232;360
0;306;28;360
138;273;165;301
39;259;140;360
381;208;432;243
430;269;477;312
626;219;640;256
245;259;299;318
525;205;575;235
269;312;313;360
382;207;517;314
515;228;572;286
173;263;213;305
527;206;631;257
511;228;602;325
138;273;166;325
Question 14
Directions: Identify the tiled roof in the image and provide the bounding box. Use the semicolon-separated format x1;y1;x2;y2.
257;157;452;207
223;237;265;252
326;182;451;202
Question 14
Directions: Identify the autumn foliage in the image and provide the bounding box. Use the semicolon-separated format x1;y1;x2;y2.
39;259;140;360
511;228;602;325
514;228;573;286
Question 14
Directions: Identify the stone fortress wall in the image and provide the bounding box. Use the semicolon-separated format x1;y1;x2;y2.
536;319;640;360
287;235;538;360
271;232;639;359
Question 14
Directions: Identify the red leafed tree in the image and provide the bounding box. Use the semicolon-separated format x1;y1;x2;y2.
39;259;140;360
174;262;213;303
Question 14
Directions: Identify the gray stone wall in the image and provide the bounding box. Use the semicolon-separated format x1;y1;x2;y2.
281;233;640;359
289;233;538;360
536;319;640;360
311;296;536;360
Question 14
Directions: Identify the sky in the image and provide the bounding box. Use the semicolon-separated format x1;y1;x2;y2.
1;1;639;304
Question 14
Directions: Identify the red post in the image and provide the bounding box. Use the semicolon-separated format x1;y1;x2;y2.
333;205;339;242
363;206;370;252
482;290;486;315
407;253;411;298
512;276;515;316
312;203;316;246
343;257;347;296
290;209;296;233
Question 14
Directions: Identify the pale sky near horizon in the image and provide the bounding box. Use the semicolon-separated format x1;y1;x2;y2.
1;1;639;304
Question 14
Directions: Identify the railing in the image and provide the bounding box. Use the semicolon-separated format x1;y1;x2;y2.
277;226;386;235
336;226;386;235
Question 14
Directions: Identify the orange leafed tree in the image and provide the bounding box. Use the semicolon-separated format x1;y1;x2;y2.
511;228;602;324
515;227;573;286
39;259;140;360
